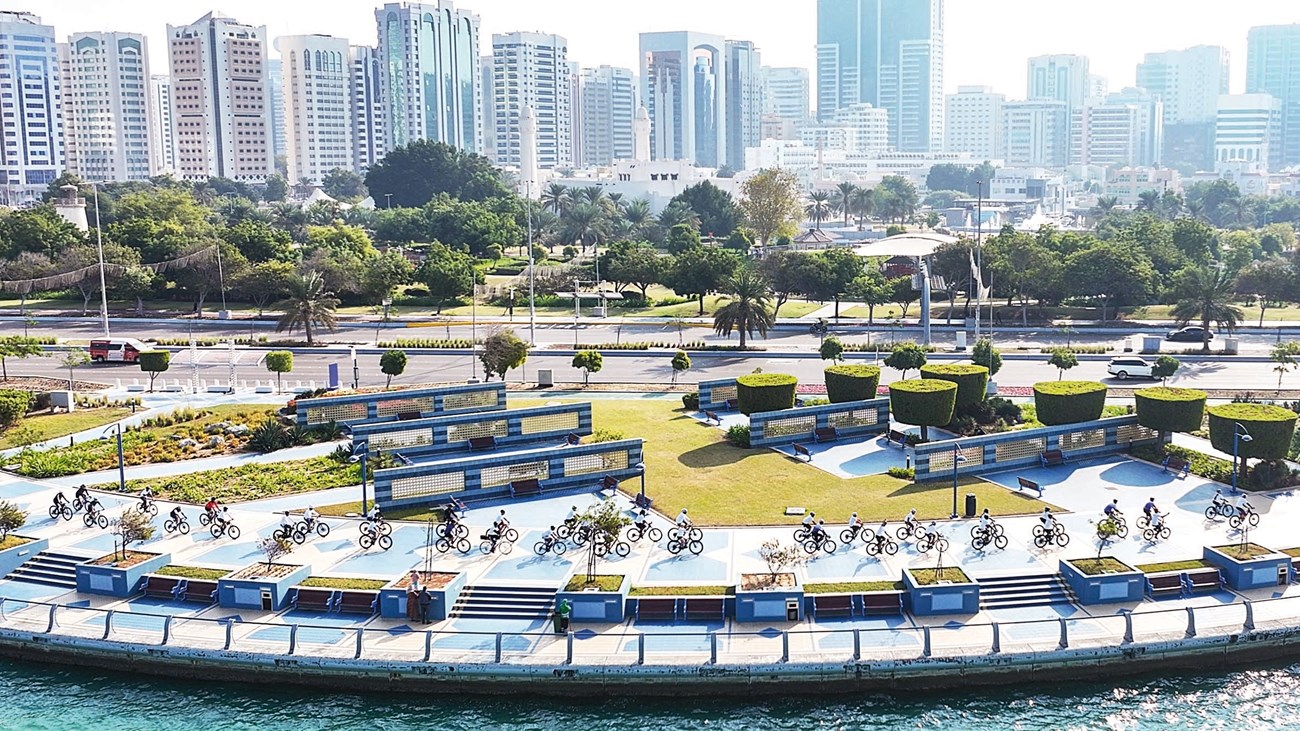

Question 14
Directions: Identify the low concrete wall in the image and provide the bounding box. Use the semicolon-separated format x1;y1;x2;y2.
75;552;171;598
1204;545;1290;591
903;569;979;616
0;536;47;578
748;398;890;448
218;565;312;611
556;575;632;623
1059;558;1144;605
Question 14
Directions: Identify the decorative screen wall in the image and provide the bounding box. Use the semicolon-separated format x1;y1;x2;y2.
375;397;434;418
994;437;1046;462
480;460;550;487
1060;429;1105;452
305;402;368;425
369;428;434;451
1115;423;1159;444
711;384;737;402
519;412;580;435
564;450;630;477
390;471;465;500
762;415;816;439
928;445;985;471
447;419;509;443
443;390;500;411
828;409;878;430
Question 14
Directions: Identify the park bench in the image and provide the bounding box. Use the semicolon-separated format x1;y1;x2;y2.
861;591;904;616
467;435;497;452
811;594;854;619
396;411;423;421
1146;572;1184;599
682;597;726;622
566;433;582;445
884;429;909;449
180;580;219;604
1016;476;1044;497
634;598;678;621
702;410;722;425
634;493;654;510
724;399;738;410
143;576;182;601
293;588;335;613
1040;449;1067;468
510;478;543;499
813;426;839;443
336;591;379;616
792;443;813;462
1183;568;1222;595
1161;455;1190;478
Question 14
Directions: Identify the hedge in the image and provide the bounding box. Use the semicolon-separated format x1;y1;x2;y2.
1134;387;1206;434
888;379;957;440
1207;404;1297;461
0;389;31;428
824;365;881;403
1032;381;1107;426
919;364;988;406
736;374;797;415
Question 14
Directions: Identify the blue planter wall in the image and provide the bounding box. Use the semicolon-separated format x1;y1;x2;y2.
555;575;631;623
218;564;312;611
379;571;465;621
0;536;47;579
903;569;979;616
1203;545;1289;590
1059;558;1144;605
734;576;803;622
75;552;171;597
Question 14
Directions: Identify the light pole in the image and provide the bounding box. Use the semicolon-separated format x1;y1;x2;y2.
526;182;536;347
951;443;967;519
91;182;110;337
349;346;359;390
470;284;479;382
103;424;126;493
974;181;983;342
384;193;392;210
1232;423;1253;495
349;439;370;514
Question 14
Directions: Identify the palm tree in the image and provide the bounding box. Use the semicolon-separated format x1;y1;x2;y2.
1225;197;1254;228
542;183;571;214
712;266;776;349
850;187;875;230
657;201;700;231
1185;199;1205;222
621;198;653;239
1170;266;1244;352
1136;190;1160;212
805;191;832;230
562;202;610;251
275;271;340;346
579;185;606;208
1091;195;1120;218
1159;190;1184;219
832;182;858;227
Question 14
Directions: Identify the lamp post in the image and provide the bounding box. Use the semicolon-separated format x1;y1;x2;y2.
974;180;983;342
634;462;646;504
349;439;369;514
91;182;110;338
103;424;126;493
951;443;967;519
1232;423;1253;495
349;346;359;390
384;193;392;210
376;297;392;345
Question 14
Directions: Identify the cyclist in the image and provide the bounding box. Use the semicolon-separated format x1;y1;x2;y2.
809;519;828;541
903;508;918;530
1209;488;1230;514
279;511;295;535
633;509;650;533
168;505;185;526
1103;499;1122;519
870;520;891;551
493;510;510;534
977;509;993;539
52;491;70;512
923;521;941;547
74;484;90;508
216;506;233;529
801;512;818;529
137;487;153;512
1149;509;1166;531
203;496;219;521
1234;492;1251;518
846;512;865;539
563;505;581;529
302;505;320;532
365;504;383;524
1142;497;1157;521
676;508;692;530
440;509;461;538
540;526;558;552
1041;509;1058;535
86;496;104;518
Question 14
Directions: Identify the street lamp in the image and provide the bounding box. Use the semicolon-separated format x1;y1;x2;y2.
384;193;393;210
1232;423;1253;495
348;438;370;514
951;443;967;519
376;297;392;345
349;346;359;390
102;424;126;493
634;462;646;504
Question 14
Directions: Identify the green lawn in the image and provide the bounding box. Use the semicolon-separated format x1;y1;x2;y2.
97;456;360;504
0;407;132;449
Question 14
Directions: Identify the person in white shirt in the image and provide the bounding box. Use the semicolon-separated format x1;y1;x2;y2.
978;509;992;536
302;506;320;530
279;512;294;532
676;508;691;528
903;508;917;526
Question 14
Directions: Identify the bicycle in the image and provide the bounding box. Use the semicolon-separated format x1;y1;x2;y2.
436;521;468;540
864;532;899;557
626;523;663;543
1204;499;1235;520
666;534;703;556
434;536;471;554
895;521;927;541
290;519;331;544
136;496;158;517
1228;506;1260;530
360;519;392;537
801;532;837;555
968;521;1005;540
792;524;815;543
48;502;73;522
840;524;875;547
1032;523;1069;549
669;525;703;542
210;520;241;540
592;536;631;559
1142;523;1171;543
971;526;1007;551
1096;515;1128;540
359;531;393;551
479;533;514;555
916;531;949;554
164;514;190;535
533;538;568;557
83;508;108;529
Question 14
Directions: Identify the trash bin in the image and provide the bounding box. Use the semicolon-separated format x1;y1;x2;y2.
553;598;571;634
260;589;273;611
537;369;553;387
1223;337;1239;355
785;599;800;621
964;493;977;518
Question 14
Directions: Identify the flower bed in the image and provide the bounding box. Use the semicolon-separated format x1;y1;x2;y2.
803;580;903;594
76;551;170;597
0;535;45;578
628;585;731;596
219;563;312;611
558;574;630;622
99;456;360;503
299;577;387;591
1061;557;1143;604
153;565;228;580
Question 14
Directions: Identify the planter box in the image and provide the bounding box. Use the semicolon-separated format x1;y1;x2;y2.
1203;544;1289;591
735;573;803;622
0;536;47;578
379;571;465;621
1060;558;1144;605
555;574;632;623
217;564;311;611
75;551;171;598
903;568;979;616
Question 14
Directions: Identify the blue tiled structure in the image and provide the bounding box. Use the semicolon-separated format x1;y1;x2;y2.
0;536;47;578
351;402;592;459
749;399;891;448
698;379;738;411
1058;558;1144;605
75;552;171;598
294;383;506;427
902;569;979;616
218;564;312;611
1203;545;1290;590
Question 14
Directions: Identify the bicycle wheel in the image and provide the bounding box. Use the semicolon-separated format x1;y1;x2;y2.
822;539;836;555
316;522;330;538
48;506;59;521
1249;513;1260;527
594;542;609;558
199;513;211;526
1159;526;1171;540
227;525;240;539
972;536;988;551
895;526;911;541
505;528;519;543
626;527;643;542
884;540;898;556
614;541;630;558
667;540;682;555
178;521;190;535
1033;535;1047;549
210;524;223;539
937;538;950;553
501;540;514;555
83;513;95;528
1229;516;1242;530
454;539;471;554
435;537;450;553
378;535;392;550
840;529;856;544
802;539;818;554
668;526;683;542
1055;532;1069;547
970;526;983;539
379;521;392;536
1204;506;1218;520
993;524;1005;537
479;540;494;555
1032;524;1046;537
556;524;572;540
865;541;880;556
554;541;567;556
96;514;108;529
146;503;158;517
165;519;177;533
534;541;548;556
292;530;307;545
916;539;931;554
1115;523;1129;539
792;528;808;542
687;540;703;555
993;535;1007;549
688;527;703;541
647;526;663;542
360;533;376;550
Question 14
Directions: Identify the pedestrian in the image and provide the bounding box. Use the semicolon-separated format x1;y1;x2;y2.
418;588;432;624
406;571;422;621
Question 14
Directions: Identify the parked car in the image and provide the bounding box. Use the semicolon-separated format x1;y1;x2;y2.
1107;356;1155;380
1166;326;1212;342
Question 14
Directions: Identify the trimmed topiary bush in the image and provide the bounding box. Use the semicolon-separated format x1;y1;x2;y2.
1134;387;1206;434
919;364;989;407
889;379;957;441
824;365;881;403
1207;403;1297;461
1032;381;1107;426
736;373;797;415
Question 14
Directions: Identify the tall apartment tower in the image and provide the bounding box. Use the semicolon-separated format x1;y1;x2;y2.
566;60;583;168
1136;45;1228;170
350;46;386;174
944;85;1004;160
579;66;636;166
1002;100;1069;167
167;12;273;182
277;35;353;185
1247;24;1300;167
1071;88;1164;167
479;55;496;162
639;30;728;166
492;31;571;170
61;32;154;183
148;75;178;175
815;0;944;152
266;58;285;167
376;2;482;154
0;12;62;205
1027;54;1092;109
725;40;762;169
1215;93;1283;173
762;66;811;124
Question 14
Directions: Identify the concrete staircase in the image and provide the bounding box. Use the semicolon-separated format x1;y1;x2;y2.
978;572;1075;610
450;584;558;620
5;550;88;590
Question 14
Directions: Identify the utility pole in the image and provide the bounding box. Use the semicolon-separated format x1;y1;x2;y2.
527;183;536;347
92;182;110;337
974;180;984;341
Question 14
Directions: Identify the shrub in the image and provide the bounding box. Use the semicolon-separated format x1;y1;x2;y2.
819;336;844;362
0;390;32;428
725;424;751;448
1134;387;1206;434
889;379;957;441
823;365;881;403
137;350;171;391
1032;381;1107;426
682;392;700;410
887;467;915;480
379;349;407;389
1132;443;1232;483
884;342;928;378
919;364;989;407
1246;460;1300;490
248;419;291;453
264;350;293;392
0;500;26;539
986;397;1022;425
736;373;797;415
1207;403;1297;461
972;337;1002;377
589;428;624;443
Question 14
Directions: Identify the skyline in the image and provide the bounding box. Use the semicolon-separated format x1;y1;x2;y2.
24;0;1300;101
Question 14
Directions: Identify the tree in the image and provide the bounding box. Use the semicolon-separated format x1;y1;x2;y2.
275;271;339;345
669;181;738;237
172;242;250;315
0;500;25;541
0;205;84;259
1170;266;1243;352
364;140;509;207
1063;243;1155;320
888;276;920;318
972;337;1002;377
832;182;858;227
875;176;919;222
235;260;295;317
665;247;741;316
598;241;664;299
112;266;158;316
757;539;807;588
137;350;171;392
258;536;294;570
1271;342;1300;395
2;252;52;315
1236;257;1297;327
111;509;155;561
1152;355;1180;385
264;351;293;393
671;350;691;384
576;500;631;583
849;187;875;229
739;168;802;245
418;243;476;314
925;164;971;194
846;267;892;324
1048;348;1079;380
724;228;754;252
264;174;289;202
321;167;367;201
380;349;408;389
819;336;845;362
360;250;415;305
759;250;808;317
221;220;293;262
884;342;927;379
572;350;603;386
480;330;529;380
805;191;832;230
664;222;701;255
60;350;90;389
0;336;43;381
541;183;571;214
711;266;776;348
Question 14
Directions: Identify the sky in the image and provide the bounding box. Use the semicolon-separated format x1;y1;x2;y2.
26;0;1300;100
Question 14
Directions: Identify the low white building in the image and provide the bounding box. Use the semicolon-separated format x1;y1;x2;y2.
1104;167;1182;204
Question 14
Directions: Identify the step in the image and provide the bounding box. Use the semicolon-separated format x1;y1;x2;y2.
449;583;559;619
977;573;1075;609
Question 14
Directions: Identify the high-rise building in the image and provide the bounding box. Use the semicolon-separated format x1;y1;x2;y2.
1137;45;1229;170
580;65;636;166
277;35;353;185
1002;100;1069;167
944;85;1003;160
640;31;728;166
492;31;571;170
566;60;582;169
1247;24;1300;167
148;75;178;175
725;40;762;171
0;12;62;205
799;102;889;156
815;0;944;152
1215;93;1282;173
61;32;154;183
349;46;386;173
376;2;482;154
167;12;273;182
1027;54;1091;109
267;58;285;167
1072;89;1163;167
479;55;496;162
761;66;811;124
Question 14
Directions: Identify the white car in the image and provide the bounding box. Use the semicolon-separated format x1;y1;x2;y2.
1107;356;1154;380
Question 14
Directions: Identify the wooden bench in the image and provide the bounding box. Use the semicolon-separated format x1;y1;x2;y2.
181;580;219;604
702;410;722;425
1040;449;1067;467
336;591;378;616
1146;573;1184;599
633;493;654;511
510;479;543;499
725;399;738;410
1183;568;1222;595
143;576;181;601
467;435;497;452
1016;476;1044;497
792;443;813;462
812;594;853;618
813;426;839;443
635;598;678;621
884;429;909;449
293;588;335;612
861;591;904;616
1161;455;1190;478
682;597;725;622
396;411;423;421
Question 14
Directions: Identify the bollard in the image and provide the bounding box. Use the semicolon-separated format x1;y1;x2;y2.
287;624;298;655
1057;617;1068;650
922;625;932;658
637;633;645;665
355;628;364;659
223;620;234;650
495;632;503;663
710;633;718;665
565;630;574;665
161;616;172;646
1244;601;1255;632
1185;606;1197;638
423;631;433;662
1122;611;1134;644
45;604;57;634
853;628;861;661
990;623;1000;654
102;610;114;640
781;631;789;663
